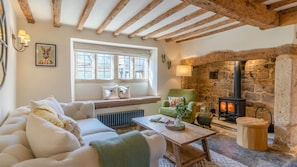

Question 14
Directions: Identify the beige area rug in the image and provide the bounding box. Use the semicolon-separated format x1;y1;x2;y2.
159;143;247;167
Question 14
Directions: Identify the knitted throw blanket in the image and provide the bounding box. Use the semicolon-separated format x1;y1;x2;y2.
90;130;150;167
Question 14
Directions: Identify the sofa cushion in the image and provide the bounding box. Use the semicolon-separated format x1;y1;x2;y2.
1;144;34;162
168;96;184;107
59;115;84;146
77;118;115;136
61;102;95;119
32;105;64;128
82;131;119;145
30;95;64;115
0;131;30;152
0;116;27;135
26;114;80;158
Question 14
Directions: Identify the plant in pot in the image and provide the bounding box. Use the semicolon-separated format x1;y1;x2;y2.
175;104;190;127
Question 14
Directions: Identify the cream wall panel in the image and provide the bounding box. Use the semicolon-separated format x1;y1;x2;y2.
180;25;295;58
16;20;180;106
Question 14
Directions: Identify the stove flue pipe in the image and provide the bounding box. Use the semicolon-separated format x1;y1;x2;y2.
234;61;241;99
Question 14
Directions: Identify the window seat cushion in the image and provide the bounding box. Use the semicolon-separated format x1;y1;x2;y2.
94;96;161;109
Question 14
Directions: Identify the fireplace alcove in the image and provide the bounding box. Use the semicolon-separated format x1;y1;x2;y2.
180;44;297;155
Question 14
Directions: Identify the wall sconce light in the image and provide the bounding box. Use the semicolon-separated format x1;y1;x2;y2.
167;60;171;69
176;65;192;77
161;54;166;63
12;30;30;52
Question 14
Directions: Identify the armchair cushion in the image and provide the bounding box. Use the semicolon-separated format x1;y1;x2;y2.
159;89;197;123
168;96;184;107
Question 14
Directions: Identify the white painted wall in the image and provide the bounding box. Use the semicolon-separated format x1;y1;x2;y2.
16;20;180;109
0;0;17;124
179;25;295;58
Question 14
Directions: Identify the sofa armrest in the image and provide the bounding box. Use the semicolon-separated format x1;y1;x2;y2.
161;100;170;107
60;101;95;120
141;130;166;167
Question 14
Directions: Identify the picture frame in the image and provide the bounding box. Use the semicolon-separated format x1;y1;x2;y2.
35;43;56;66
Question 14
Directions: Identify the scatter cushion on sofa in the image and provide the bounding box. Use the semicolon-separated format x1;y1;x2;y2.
59;114;84;146
30;95;64;115
102;85;119;100
168;96;184;107
118;85;130;99
26;114;80;158
32;105;64;128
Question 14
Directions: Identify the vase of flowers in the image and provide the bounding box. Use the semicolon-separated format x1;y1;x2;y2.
175;104;190;127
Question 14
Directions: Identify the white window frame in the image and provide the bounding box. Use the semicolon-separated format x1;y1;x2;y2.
74;51;149;83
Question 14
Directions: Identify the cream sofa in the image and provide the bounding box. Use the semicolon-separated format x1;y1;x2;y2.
0;97;166;167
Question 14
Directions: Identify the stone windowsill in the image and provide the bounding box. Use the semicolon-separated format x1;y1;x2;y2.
94;96;161;109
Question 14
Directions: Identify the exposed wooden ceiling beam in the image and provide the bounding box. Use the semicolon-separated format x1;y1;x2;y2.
166;18;235;42
96;0;130;34
141;8;207;40
182;0;279;29
17;0;35;23
77;0;96;30
128;1;189;38
253;0;267;3
176;22;245;43
113;0;163;36
267;0;297;10
52;0;61;27
155;14;222;41
279;6;297;26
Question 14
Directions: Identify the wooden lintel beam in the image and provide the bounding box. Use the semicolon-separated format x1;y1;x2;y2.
52;0;61;27
77;0;96;30
128;1;189;38
176;22;245;43
279;6;297;26
182;0;279;29
17;0;35;23
142;8;207;40
113;0;163;36
181;44;297;66
96;0;130;34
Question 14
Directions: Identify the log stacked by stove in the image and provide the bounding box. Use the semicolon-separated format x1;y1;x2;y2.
218;61;246;121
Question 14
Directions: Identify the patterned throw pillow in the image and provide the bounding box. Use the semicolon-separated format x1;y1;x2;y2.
32;105;64;128
168;96;184;107
118;85;130;99
102;85;119;100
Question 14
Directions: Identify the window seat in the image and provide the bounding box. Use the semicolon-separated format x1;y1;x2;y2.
94;96;161;109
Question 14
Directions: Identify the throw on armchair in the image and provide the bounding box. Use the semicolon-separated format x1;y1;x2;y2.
159;89;197;123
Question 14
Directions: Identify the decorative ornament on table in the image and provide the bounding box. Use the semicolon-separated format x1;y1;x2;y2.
175;104;190;127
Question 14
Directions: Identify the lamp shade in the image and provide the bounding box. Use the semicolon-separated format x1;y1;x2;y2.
18;30;26;38
176;65;192;77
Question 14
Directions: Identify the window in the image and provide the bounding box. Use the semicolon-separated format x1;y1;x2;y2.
75;52;95;79
75;51;149;81
97;53;113;80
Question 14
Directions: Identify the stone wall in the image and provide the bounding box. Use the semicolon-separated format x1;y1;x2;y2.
182;59;275;122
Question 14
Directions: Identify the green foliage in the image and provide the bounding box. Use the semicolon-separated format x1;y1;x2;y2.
175;104;190;117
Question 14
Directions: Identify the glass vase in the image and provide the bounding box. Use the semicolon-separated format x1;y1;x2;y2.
174;115;182;127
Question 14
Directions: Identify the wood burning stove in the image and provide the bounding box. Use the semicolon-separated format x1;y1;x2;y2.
218;61;246;121
218;97;246;120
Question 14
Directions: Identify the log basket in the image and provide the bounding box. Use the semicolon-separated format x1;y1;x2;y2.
253;107;274;133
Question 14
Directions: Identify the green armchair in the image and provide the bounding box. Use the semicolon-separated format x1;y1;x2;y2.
159;89;197;123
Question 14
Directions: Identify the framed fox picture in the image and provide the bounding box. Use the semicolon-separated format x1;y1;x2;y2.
35;43;56;67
